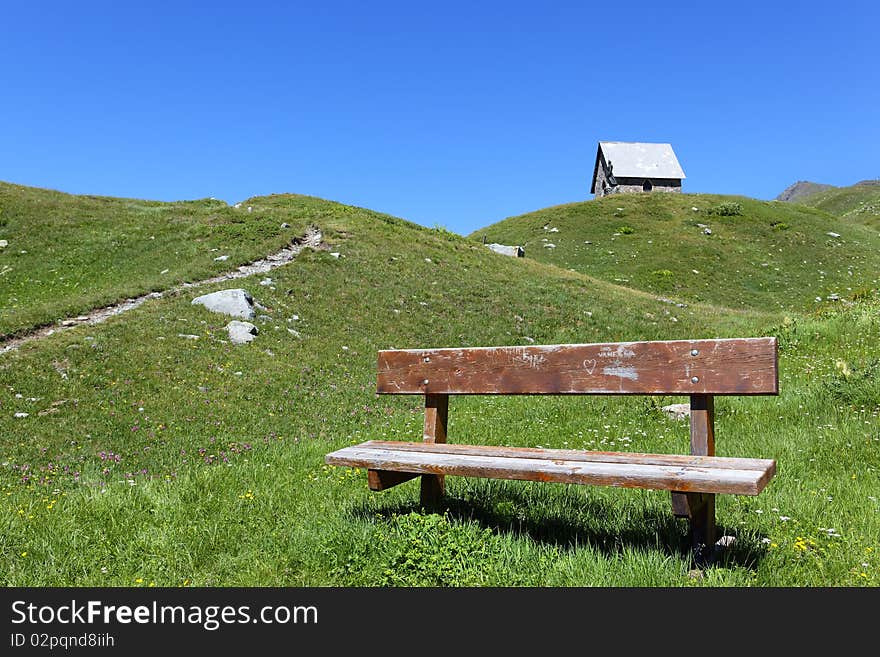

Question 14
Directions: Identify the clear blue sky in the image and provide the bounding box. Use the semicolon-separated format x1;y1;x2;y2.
2;1;878;234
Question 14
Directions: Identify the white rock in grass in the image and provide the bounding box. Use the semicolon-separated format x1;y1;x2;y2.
662;403;690;420
192;289;255;319
214;255;229;261
827;232;841;238
226;321;258;345
486;243;524;257
0;240;7;248
14;412;29;418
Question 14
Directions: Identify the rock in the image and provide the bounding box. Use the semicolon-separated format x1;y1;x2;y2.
716;535;736;548
214;255;229;262
330;252;341;258
281;222;291;229
692;207;699;211
192;289;255;319
247;206;253;213
827;293;840;301
486;243;525;257
226;320;258;345
827;232;841;238
0;240;7;248
543;243;556;248
14;412;29;418
287;328;302;338
259;278;273;286
177;334;200;340
697;223;708;228
662;403;690;420
548;227;559;233
234;203;242;209
703;227;712;235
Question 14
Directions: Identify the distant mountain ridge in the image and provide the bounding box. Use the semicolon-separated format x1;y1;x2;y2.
776;181;835;202
788;179;880;228
776;179;880;203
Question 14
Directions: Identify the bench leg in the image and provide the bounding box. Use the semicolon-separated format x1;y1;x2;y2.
689;493;716;566
369;470;419;491
420;394;448;508
684;394;717;566
672;491;716;565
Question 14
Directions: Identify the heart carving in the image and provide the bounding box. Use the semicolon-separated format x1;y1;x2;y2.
582;359;597;375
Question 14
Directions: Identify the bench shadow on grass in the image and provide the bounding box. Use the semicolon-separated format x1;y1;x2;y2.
348;484;768;571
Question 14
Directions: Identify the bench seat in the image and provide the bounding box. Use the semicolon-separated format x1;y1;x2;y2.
325;440;776;496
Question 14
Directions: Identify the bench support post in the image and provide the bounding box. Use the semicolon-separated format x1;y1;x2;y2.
678;394;716;565
368;469;419;491
420;394;448;508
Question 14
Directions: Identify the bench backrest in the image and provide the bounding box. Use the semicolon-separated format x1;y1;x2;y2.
377;338;778;396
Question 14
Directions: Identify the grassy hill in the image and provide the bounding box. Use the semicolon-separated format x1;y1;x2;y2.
1;183;878;586
471;193;880;312
793;181;880;229
0;181;315;339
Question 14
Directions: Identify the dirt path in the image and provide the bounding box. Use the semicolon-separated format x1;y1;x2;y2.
0;225;326;355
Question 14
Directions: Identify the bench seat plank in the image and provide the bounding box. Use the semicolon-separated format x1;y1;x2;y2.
325;441;776;496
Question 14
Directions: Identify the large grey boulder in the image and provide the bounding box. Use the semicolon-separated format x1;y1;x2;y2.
192;289;255;319
486;243;525;257
226;321;258;345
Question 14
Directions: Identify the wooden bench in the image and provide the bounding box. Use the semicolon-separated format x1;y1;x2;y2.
325;337;778;562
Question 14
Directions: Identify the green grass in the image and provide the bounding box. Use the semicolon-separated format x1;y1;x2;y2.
794;182;880;229
470;193;880;312
0;181;314;338
1;184;878;586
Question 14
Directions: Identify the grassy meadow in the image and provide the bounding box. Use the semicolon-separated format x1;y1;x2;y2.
0;184;877;586
471;193;880;312
0;181;313;339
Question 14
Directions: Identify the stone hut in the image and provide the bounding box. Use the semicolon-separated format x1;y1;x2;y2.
590;141;685;197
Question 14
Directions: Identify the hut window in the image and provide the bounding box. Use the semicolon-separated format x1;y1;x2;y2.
643;180;653;192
